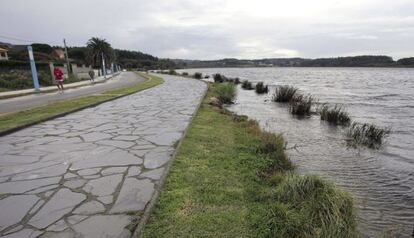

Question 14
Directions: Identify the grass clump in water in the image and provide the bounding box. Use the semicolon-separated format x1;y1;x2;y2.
193;72;202;79
255;82;269;94
320;104;351;126
213;73;225;83
273;85;298;102
289;94;314;116
241;80;254;90
264;174;356;238
215;82;236;104
346;122;390;149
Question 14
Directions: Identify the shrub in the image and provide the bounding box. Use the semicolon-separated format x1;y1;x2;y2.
204;75;210;79
320;104;351;126
181;72;188;76
215;82;236;104
241;80;254;90
289;95;314;116
213;73;225;83
168;69;177;75
272;86;298;102
234;77;240;84
194;72;202;79
255;82;269;94
346;122;390;149
265;174;356;238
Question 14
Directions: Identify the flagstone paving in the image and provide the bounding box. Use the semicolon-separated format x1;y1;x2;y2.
0;75;207;237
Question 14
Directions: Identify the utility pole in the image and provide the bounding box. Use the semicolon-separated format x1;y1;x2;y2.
101;52;106;78
63;38;71;73
27;46;40;90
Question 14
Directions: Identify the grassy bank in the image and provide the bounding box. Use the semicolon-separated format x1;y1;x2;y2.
141;83;356;238
0;72;163;134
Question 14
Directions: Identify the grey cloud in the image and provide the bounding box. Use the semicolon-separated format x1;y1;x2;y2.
0;0;413;59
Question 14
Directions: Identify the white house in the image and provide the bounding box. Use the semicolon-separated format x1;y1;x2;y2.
0;47;9;61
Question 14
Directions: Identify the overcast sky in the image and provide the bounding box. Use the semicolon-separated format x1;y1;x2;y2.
1;0;413;60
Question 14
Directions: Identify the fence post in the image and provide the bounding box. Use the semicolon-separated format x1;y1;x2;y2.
27;46;40;90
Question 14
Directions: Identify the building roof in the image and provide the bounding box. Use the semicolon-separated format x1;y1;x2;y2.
0;47;8;52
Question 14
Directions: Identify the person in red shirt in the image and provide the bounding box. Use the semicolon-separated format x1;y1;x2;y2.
53;67;64;92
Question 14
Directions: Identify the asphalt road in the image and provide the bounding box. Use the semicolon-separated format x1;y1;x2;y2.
0;72;145;114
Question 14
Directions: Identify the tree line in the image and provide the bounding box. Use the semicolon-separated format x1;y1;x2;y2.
3;37;176;70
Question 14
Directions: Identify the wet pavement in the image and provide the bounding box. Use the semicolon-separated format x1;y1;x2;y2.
0;74;207;238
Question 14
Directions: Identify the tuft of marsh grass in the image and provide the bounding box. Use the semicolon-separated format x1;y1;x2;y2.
320;104;351;126
255;82;269;94
193;72;202;79
265;174;356;238
289;94;314;116
181;72;189;76
257;131;294;174
346;122;390;149
215;82;236;104
213;73;225;83
272;86;298;102
241;80;254;90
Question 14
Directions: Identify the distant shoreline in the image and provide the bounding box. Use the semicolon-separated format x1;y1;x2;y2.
173;55;414;69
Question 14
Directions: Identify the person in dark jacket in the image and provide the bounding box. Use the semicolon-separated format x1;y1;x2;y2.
88;70;95;83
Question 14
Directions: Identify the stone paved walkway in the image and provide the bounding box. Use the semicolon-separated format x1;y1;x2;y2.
0;75;207;238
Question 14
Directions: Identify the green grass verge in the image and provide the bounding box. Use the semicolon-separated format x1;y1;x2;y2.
0;72;163;133
141;83;356;238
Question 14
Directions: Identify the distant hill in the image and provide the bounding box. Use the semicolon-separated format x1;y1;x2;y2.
174;55;414;68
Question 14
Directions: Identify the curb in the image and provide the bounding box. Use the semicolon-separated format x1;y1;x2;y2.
0;73;160;137
132;75;208;238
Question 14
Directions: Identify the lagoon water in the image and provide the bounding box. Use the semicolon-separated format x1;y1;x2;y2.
179;67;414;237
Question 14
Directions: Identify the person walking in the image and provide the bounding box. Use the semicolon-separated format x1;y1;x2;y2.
53;67;64;92
88;69;95;83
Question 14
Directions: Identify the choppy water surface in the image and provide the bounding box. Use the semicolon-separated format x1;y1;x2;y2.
180;67;414;237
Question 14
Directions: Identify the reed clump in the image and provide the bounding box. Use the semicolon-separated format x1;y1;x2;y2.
255;82;269;94
320;104;351;126
289;95;314;116
273;86;298;102
265;174;356;238
346;122;390;149
215;82;236;104
213;73;225;83
193;72;202;79
241;80;254;90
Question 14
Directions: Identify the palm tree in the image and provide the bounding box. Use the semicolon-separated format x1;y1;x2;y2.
86;37;114;68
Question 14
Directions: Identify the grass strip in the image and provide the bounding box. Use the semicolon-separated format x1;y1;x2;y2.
141;83;356;238
0;72;163;134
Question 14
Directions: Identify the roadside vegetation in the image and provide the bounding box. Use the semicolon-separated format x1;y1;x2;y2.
255;82;269;94
320;104;351;126
0;72;163;134
141;83;356;238
215;82;236;104
273;85;298;102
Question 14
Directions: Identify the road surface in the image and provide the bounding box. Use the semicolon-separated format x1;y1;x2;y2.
0;72;144;114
